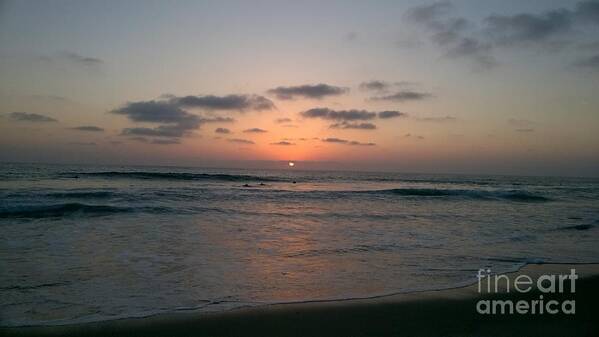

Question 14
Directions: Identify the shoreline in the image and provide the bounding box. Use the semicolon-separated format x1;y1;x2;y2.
3;263;599;336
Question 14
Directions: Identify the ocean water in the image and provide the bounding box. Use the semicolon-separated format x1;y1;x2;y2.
1;163;598;327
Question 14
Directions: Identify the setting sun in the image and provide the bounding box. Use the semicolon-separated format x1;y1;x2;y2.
288;162;295;167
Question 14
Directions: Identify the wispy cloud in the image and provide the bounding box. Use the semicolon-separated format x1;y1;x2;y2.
151;138;180;145
7;112;57;122
215;127;231;134
267;83;349;100
574;54;599;69
70;125;104;132
243;128;267;133
60;51;103;66
270;141;295;145
322;137;376;146
330;122;377;130
228;138;255;144
274;117;293;123
415;115;457;122
369;90;433;102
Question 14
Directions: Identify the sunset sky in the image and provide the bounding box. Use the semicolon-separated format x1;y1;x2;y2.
1;0;598;176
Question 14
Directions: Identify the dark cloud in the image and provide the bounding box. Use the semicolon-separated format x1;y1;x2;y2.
112;101;197;124
172;94;275;111
346;32;358;41
576;0;599;24
484;10;574;45
322;137;349;144
61;51;103;66
202;116;235;123
274;117;293;123
8;112;57;122
575;54;599;69
111;99;235;140
378;110;407;119
405;3;496;69
370;90;433;102
243;128;267;133
406;1;599;69
301;108;377;121
215;127;231;134
267;84;349;100
228;138;255;144
71;126;104;132
151;138;180;145
330;122;377;130
321;137;376;146
270;141;295;146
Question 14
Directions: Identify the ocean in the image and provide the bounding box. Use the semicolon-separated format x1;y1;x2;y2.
1;162;598;327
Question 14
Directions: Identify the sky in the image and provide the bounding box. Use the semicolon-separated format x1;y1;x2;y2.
0;0;598;176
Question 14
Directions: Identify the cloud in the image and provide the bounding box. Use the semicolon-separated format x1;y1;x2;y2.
111;99;235;140
405;1;599;69
515;128;535;132
508;118;535;127
172;94;275;111
270;141;295;145
484;10;574;46
359;80;419;93
215;127;231;134
359;80;393;92
369;90;433;102
61;51;103;66
415;115;457;122
405;3;496;69
301;108;377;121
202;116;235;123
243;128;267;133
575;54;599;69
378;110;407;119
151;138;180;145
121;125;191;138
330;122;377;130
267;84;349;100
274;117;293;123
321;137;376;146
228;138;255;144
130;137;149;143
8;112;57;122
71;125;104;132
69;142;96;146
346;32;358;41
403;133;425;140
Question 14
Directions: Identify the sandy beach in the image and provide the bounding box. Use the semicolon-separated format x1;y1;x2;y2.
2;263;598;337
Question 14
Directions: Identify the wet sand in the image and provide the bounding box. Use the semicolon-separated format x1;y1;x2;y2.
2;263;598;337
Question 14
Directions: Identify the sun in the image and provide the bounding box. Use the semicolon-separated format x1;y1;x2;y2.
288;161;295;167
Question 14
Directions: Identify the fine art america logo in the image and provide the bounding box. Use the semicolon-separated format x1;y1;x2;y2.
476;269;577;315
